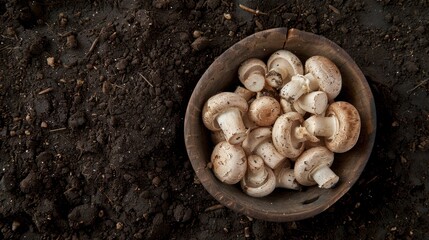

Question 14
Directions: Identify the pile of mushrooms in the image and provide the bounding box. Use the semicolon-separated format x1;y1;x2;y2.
202;50;361;198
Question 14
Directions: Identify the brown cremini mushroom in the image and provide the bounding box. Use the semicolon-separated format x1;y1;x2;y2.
248;96;282;127
202;92;248;145
294;146;339;188
240;155;276;197
266;50;304;88
238;58;267;92
280;55;342;102
303;101;361;153
242;127;286;169
211;141;247;184
272;112;319;159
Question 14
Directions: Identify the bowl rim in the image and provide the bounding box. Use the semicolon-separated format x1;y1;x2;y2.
184;27;377;222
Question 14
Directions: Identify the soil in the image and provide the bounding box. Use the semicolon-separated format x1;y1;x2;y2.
0;0;428;239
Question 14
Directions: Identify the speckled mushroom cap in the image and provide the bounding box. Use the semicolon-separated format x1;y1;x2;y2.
294;146;335;186
248;96;282;127
272;112;306;158
305;56;342;100
202;92;248;131
211;141;247;184
324;101;361;153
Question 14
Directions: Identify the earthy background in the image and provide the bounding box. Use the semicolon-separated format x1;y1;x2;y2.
0;0;428;239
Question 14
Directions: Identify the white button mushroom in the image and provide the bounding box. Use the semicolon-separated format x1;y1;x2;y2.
266;50;304;88
238;58;267;92
280;91;328;115
202;92;248;145
211;141;247;184
280;55;342;102
294;146;339;189
303;101;361;153
248;96;282;127
272;112;319;159
234;86;256;102
273;160;301;190
242;127;286;169
240;155;276;197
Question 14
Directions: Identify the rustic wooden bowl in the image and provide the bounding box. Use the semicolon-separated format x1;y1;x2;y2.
184;28;376;222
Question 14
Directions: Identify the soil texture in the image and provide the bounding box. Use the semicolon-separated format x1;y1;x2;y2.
1;0;429;239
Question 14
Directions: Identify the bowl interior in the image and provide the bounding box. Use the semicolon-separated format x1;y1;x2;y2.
184;28;377;222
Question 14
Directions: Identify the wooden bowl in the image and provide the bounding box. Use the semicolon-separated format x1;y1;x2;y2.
184;28;376;222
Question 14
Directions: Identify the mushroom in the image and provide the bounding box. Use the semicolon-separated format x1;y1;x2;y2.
211;141;247;184
279;55;342;102
202;92;248;145
294;146;339;188
266;50;304;88
238;58;267;92
303;101;361;153
280;91;328;115
248;96;282;127
273;160;301;190
234;86;256;102
272;112;319;159
242;127;286;169
240;155;276;197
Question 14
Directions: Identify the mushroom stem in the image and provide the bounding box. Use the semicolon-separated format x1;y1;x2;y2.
245;72;266;92
254;141;286;169
311;165;339;188
280;74;318;102
294;91;328;115
304;115;338;138
294;126;320;143
216;108;247;144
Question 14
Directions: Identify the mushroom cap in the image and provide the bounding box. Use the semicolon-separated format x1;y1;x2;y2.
248;96;281;127
202;92;248;131
294;146;334;186
242;127;272;156
211;141;247;184
325;101;361;153
305;56;342;100
266;50;304;87
272;112;305;158
238;58;267;92
241;155;276;197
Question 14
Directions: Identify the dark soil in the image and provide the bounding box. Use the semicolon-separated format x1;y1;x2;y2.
0;0;428;239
